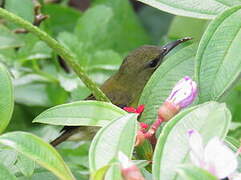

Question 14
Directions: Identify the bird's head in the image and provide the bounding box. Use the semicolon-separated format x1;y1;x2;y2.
116;37;192;90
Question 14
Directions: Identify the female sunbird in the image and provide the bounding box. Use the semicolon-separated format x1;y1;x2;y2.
51;37;191;146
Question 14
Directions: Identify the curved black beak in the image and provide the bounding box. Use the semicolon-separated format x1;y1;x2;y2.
162;37;192;56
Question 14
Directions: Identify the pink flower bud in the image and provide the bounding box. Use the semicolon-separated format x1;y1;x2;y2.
118;152;145;180
166;76;197;108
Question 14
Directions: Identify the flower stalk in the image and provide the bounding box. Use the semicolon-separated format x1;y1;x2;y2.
140;76;197;145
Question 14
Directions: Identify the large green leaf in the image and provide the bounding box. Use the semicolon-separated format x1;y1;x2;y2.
0;149;17;171
33;100;127;126
4;0;34;23
0;163;16;180
0;63;14;133
89;114;137;173
139;44;196;124
138;0;228;19
14;78;67;107
75;5;113;53
177;165;218;180
0;25;24;49
94;0;151;53
16;34;52;61
16;154;35;177
153;102;231;180
224;83;241;122
0;132;75;180
168;16;208;40
196;6;241;103
216;0;241;6
58;32;122;85
75;2;150;54
42;4;82;36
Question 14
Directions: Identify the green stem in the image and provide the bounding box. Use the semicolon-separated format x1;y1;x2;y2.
0;8;110;102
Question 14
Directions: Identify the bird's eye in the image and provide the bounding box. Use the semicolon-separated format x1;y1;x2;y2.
148;58;159;68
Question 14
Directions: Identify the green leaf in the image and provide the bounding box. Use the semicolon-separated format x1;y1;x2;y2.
91;165;110;180
87;50;122;72
57;32;85;65
168;16;208;40
14;82;52;107
75;2;150;54
0;25;24;49
0;162;17;180
225;137;241;172
5;0;34;23
93;0;150;53
0;149;17;171
14;72;67;107
74;5;113;52
225;136;241;149
135;139;153;161
216;0;241;6
89;114;137;173
58;141;90;169
58;32;122;84
33;100;127;126
139;44;197;124
134;160;150;169
16;154;35;177
0;132;75;180
224;83;241;123
138;0;228;19
16;34;52;61
17;171;58;180
196;6;241;103
42;4;82;36
0;63;14;133
177;165;218;180
153;102;231;180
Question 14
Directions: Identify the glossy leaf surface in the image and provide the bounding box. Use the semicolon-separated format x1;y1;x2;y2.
34;100;127;126
0;132;75;180
196;6;241;103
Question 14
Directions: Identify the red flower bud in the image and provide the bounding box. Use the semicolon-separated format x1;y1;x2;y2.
123;105;145;114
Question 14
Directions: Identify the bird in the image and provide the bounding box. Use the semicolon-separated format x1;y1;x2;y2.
50;37;191;147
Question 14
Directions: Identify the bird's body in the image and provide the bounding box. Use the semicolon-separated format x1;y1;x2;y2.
51;38;191;146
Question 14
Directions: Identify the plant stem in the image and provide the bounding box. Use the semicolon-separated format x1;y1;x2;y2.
0;7;110;102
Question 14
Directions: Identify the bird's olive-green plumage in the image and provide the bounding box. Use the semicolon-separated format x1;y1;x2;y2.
100;45;166;107
51;38;191;146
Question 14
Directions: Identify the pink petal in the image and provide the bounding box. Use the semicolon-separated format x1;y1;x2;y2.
204;137;237;179
188;129;205;166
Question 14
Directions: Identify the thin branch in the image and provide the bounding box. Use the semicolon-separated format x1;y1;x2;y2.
0;7;110;102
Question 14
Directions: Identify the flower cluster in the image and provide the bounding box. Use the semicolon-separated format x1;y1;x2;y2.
123;76;197;146
145;76;197;142
120;77;241;180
